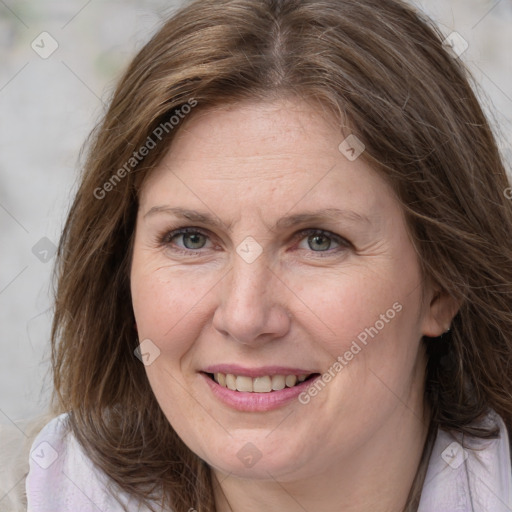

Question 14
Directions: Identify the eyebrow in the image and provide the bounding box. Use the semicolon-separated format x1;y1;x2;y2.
144;206;372;231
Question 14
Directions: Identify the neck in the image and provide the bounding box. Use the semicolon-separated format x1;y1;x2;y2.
213;398;431;512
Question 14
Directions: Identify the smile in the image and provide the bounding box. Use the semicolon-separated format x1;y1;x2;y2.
201;370;322;412
207;372;315;392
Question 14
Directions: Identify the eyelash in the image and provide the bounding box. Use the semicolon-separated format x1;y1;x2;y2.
156;226;351;257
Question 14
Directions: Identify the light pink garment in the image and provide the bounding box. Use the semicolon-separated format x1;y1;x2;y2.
25;414;164;512
418;412;512;512
26;412;512;511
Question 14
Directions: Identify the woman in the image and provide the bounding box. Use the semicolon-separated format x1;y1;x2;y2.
17;0;512;510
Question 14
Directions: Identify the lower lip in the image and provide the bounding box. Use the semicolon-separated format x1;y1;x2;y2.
201;373;320;412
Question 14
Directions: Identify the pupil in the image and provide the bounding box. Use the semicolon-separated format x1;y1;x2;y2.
185;233;204;249
310;234;329;251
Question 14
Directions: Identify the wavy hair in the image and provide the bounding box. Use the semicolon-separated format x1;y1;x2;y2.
50;0;512;510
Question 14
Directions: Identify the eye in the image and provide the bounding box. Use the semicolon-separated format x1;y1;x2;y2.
158;226;350;257
159;227;213;253
293;229;350;255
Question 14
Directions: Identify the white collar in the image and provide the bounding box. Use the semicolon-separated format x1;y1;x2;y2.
26;412;512;511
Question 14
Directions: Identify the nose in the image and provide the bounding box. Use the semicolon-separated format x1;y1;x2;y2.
212;254;292;346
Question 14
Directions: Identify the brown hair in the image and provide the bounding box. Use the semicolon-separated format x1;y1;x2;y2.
50;0;512;510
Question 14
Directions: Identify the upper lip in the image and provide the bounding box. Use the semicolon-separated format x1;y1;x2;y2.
202;364;318;378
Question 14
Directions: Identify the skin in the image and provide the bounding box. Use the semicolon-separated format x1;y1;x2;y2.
130;97;459;512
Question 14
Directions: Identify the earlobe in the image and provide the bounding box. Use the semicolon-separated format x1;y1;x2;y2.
421;289;460;338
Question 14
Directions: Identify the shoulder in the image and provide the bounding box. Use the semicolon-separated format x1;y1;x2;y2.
25;413;164;512
0;413;56;512
25;412;116;511
419;411;512;511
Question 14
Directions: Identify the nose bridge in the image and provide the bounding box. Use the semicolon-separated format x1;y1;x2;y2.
228;228;272;302
227;250;271;312
213;247;290;344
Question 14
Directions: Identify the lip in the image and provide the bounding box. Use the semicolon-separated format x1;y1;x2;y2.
203;364;316;378
200;371;321;412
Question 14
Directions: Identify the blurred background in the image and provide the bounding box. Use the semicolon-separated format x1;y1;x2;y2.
0;0;511;427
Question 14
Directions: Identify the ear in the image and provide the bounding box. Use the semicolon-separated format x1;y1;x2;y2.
421;288;461;338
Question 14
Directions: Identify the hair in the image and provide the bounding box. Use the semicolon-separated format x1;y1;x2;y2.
49;0;512;510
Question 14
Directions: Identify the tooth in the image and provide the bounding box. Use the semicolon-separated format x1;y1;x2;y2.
217;373;304;392
271;375;286;390
253;376;272;393
285;375;297;387
225;374;237;391
236;375;253;392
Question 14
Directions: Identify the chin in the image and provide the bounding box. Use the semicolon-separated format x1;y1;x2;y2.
196;435;313;481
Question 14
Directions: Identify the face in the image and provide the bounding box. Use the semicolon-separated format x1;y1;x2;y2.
130;98;454;482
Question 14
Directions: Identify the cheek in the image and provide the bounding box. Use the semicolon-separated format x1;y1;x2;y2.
316;273;416;345
130;226;205;318
130;267;208;427
311;254;424;384
130;260;209;361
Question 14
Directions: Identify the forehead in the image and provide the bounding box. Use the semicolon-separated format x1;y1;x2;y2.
158;98;342;166
139;98;398;224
